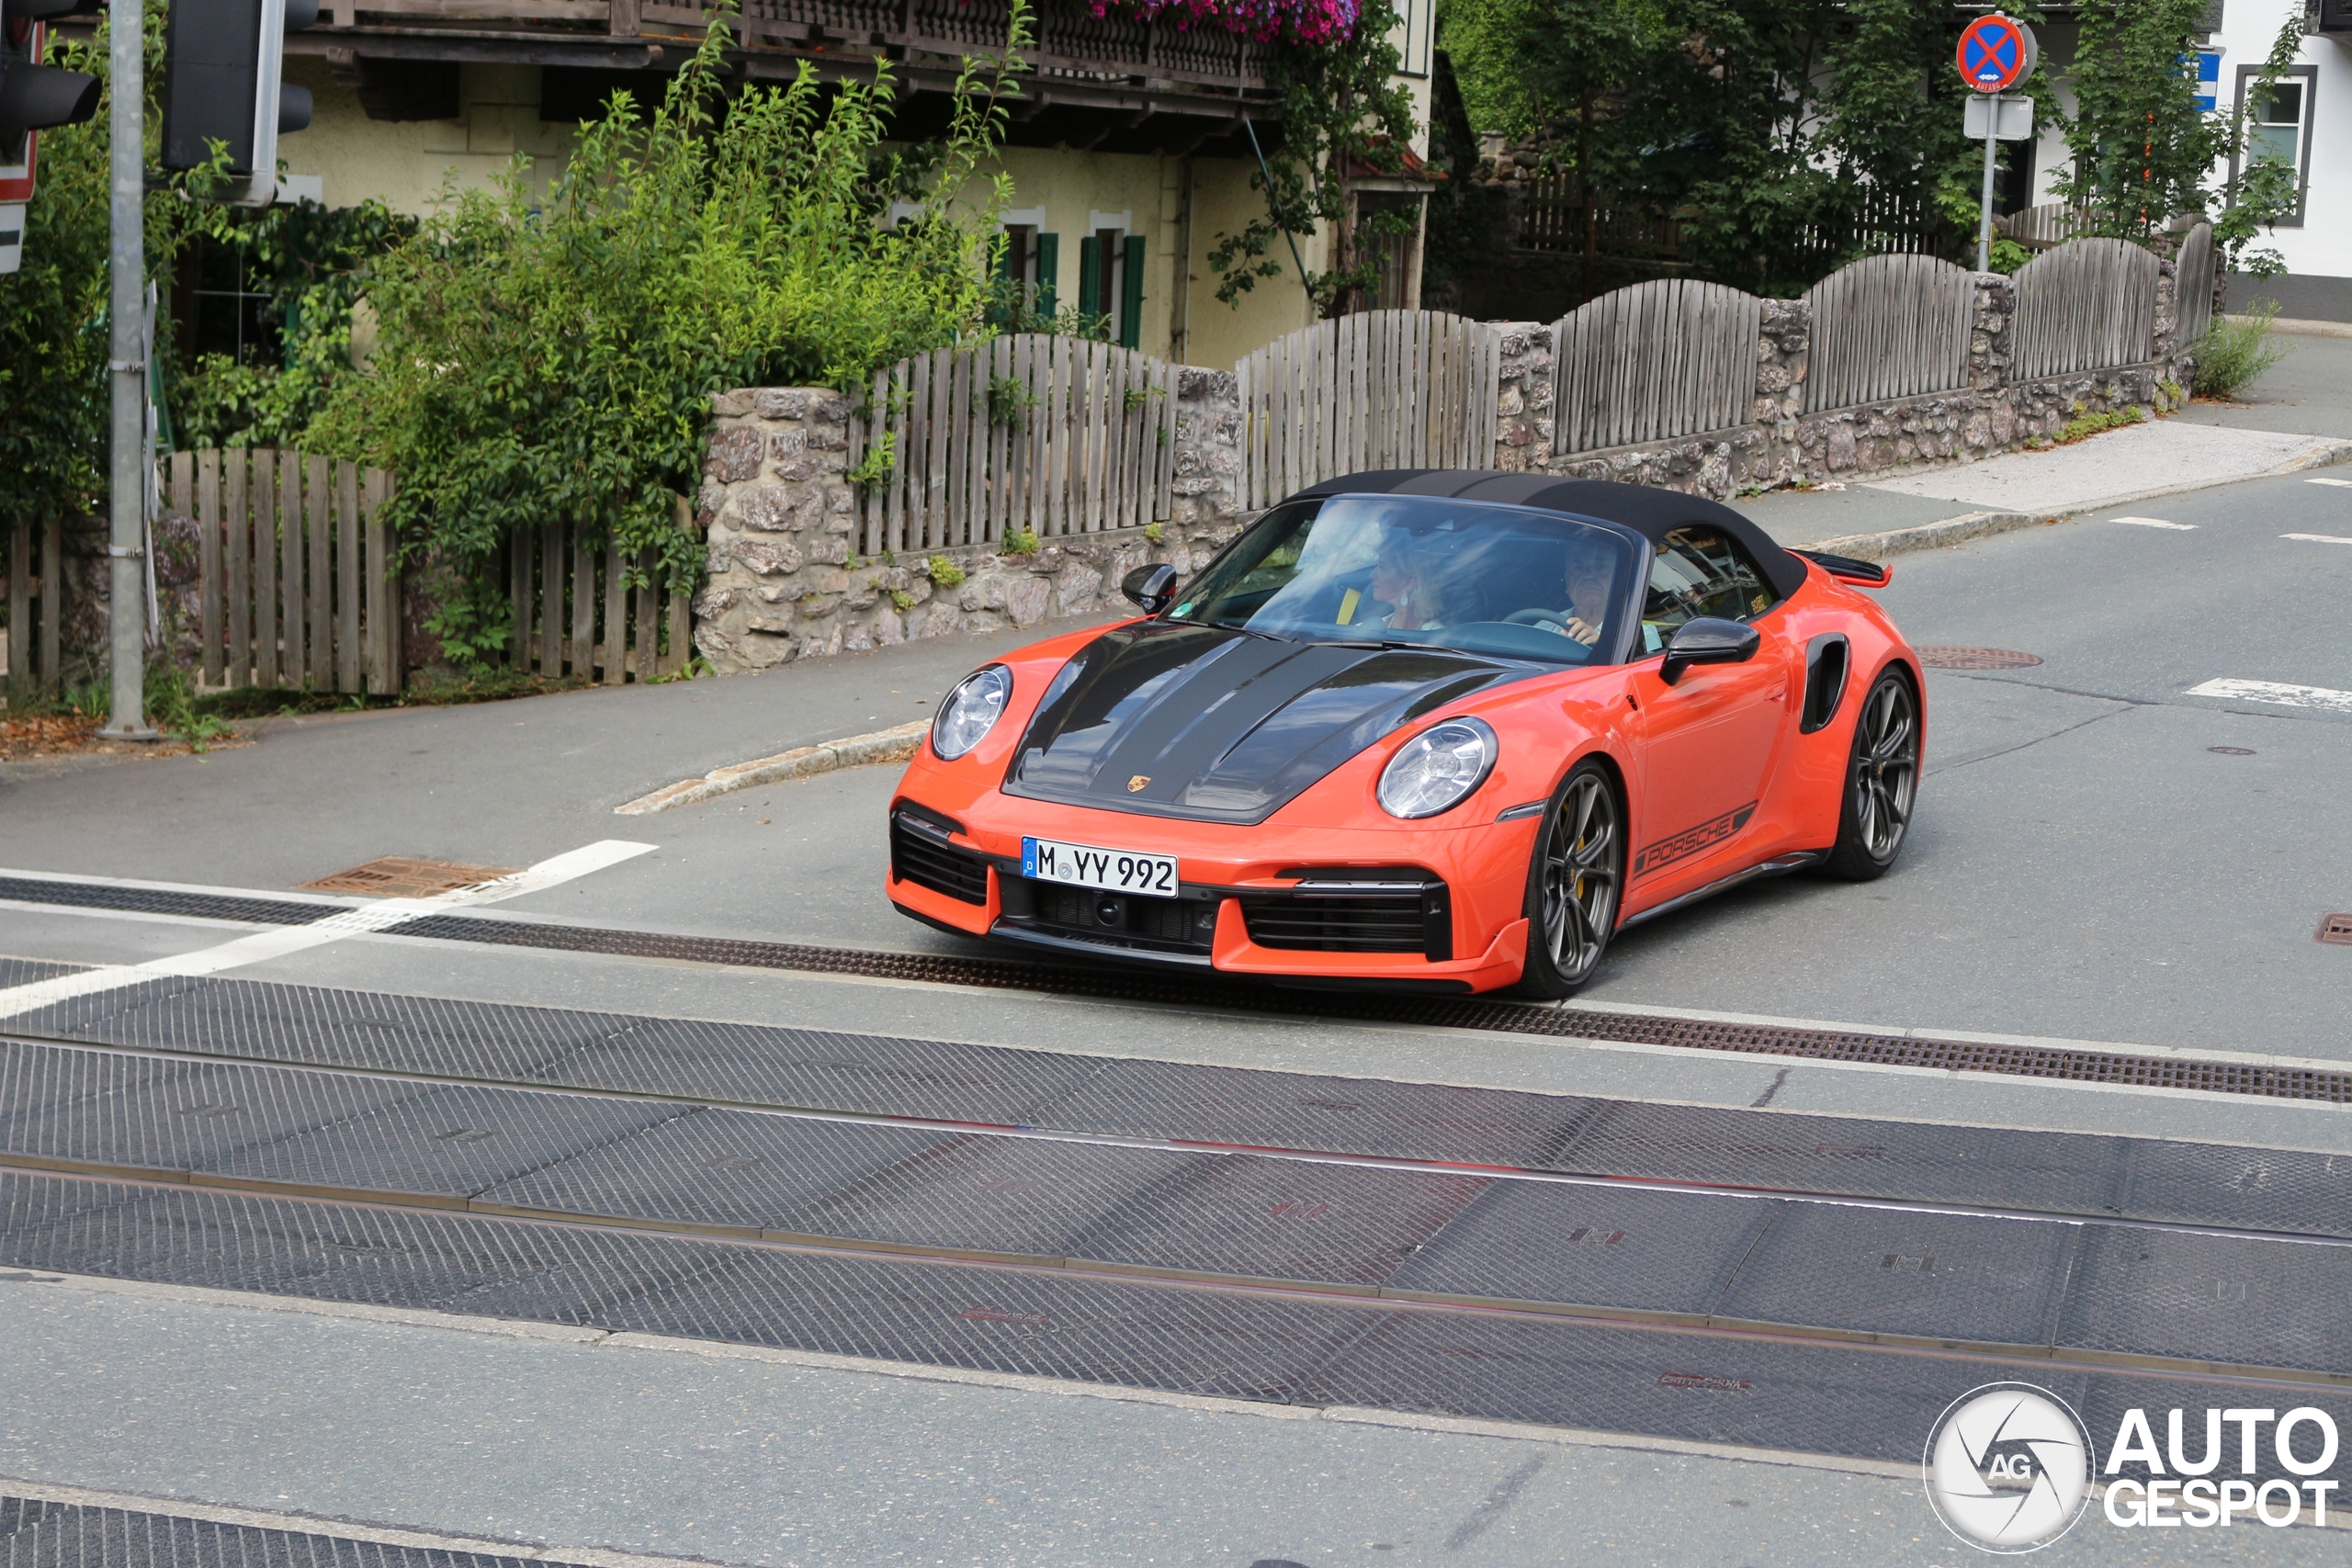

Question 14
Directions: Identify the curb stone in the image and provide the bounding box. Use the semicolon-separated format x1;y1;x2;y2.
615;720;928;815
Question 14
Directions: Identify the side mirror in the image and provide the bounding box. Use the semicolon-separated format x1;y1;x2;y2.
1659;617;1760;685
1122;563;1179;615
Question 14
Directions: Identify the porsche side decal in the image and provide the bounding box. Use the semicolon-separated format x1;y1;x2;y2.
1634;802;1758;876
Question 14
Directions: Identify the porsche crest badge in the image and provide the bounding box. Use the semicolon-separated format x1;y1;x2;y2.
1127;775;1151;793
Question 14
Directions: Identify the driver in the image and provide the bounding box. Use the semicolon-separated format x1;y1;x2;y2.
1552;544;1616;646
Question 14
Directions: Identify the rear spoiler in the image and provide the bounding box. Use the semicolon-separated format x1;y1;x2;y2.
1792;548;1892;588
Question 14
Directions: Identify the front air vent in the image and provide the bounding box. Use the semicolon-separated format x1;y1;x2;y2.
1241;875;1451;959
890;813;989;905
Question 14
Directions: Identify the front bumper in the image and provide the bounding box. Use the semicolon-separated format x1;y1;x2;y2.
886;784;1536;995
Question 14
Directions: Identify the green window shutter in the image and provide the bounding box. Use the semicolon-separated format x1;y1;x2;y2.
989;235;1016;328
1078;235;1102;320
1119;235;1146;348
1035;231;1059;317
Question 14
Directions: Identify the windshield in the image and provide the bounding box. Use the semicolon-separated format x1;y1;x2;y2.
1168;495;1639;666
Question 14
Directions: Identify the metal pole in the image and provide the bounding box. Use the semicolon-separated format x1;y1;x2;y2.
1975;97;2000;274
101;0;154;739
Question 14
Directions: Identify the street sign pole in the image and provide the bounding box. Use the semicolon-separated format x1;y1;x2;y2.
1955;14;2037;277
1977;99;2000;272
102;0;153;739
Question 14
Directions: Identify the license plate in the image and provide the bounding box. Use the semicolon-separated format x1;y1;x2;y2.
1022;836;1178;896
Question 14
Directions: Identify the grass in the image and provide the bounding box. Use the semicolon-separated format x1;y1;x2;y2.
2192;301;2290;400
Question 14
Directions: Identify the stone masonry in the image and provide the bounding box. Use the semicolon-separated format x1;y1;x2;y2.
691;375;1248;675
689;260;2197;672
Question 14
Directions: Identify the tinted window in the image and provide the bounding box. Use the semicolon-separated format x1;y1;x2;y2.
1170;495;1640;667
1640;525;1781;653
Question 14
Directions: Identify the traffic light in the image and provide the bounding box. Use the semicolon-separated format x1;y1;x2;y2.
1;0;102;169
161;0;316;205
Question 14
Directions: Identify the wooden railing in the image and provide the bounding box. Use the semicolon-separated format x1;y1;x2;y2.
331;0;1278;97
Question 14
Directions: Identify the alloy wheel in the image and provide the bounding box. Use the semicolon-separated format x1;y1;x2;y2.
1542;772;1621;980
1854;677;1917;861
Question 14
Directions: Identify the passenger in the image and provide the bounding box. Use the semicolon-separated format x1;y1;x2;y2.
1364;532;1444;632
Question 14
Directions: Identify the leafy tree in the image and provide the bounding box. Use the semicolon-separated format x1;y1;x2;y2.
0;13;200;530
172;199;414;449
306;13;1026;667
1205;0;1420;317
2050;6;2302;277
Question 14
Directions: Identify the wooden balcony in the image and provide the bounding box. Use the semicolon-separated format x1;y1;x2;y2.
291;0;1281;155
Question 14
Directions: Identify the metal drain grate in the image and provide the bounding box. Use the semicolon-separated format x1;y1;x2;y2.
1915;646;2043;670
2320;913;2352;947
11;874;2351;1106
0;1495;565;1568
300;859;518;898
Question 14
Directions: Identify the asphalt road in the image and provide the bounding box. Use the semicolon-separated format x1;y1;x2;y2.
4;459;2350;1568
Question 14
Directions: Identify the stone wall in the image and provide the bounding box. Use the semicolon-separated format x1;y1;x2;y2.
1494;266;2193;502
690;373;1249;675
687;268;2193;673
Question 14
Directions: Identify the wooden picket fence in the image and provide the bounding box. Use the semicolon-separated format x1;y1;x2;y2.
3;519;65;696
175;449;402;694
859;333;1179;557
497;518;694;684
2174;220;2216;347
1802;254;1976;413
1549;279;1759;455
1238;310;1502;511
2010;238;2161;382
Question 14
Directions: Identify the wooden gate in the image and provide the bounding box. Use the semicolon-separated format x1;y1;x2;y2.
2011;239;2161;381
1550;280;1759;456
1238;310;1501;510
2173;221;2217;347
498;520;694;684
175;448;402;694
2;519;65;696
1803;254;1976;413
860;334;1180;556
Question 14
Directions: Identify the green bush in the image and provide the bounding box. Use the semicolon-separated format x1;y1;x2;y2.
307;11;1029;668
2191;303;2290;400
927;554;966;589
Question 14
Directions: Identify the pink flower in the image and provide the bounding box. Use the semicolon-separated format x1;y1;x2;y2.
1090;0;1357;45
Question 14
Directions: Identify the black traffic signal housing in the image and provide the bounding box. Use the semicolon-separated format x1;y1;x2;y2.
1;0;102;166
161;0;316;204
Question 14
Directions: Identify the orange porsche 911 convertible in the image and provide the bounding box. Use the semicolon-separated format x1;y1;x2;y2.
886;471;1921;997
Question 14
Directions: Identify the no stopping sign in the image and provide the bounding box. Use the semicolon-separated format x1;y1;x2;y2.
1957;15;2036;93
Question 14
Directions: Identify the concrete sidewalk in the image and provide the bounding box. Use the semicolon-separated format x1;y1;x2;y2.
1734;405;2349;556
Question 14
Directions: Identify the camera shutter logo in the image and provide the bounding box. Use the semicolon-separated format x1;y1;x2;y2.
1924;1382;2095;1551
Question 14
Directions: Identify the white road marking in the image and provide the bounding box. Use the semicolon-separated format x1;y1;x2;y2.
2109;516;2195;529
2282;532;2352;545
0;840;654;1020
2186;678;2352;714
2307;477;2352;488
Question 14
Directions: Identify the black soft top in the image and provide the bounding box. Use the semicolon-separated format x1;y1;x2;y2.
1295;469;1809;602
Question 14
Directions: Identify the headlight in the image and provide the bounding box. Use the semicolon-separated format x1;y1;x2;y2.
1376;717;1498;819
932;665;1012;760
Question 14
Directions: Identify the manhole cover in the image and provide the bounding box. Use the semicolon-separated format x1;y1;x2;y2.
300;857;518;897
2320;913;2352;947
1916;646;2043;670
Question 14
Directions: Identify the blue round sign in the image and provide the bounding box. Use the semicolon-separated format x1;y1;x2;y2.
1956;15;2033;94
